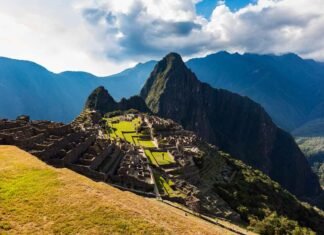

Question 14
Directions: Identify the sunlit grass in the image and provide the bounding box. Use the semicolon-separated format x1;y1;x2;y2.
139;140;156;148
107;117;143;145
154;174;185;198
153;151;175;165
0;146;167;234
144;149;158;166
0;146;236;234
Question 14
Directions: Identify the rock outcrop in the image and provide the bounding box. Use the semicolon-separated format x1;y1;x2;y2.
85;86;118;114
86;86;150;114
140;52;322;199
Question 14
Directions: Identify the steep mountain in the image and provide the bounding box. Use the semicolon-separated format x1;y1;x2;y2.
1;52;324;134
85;86;150;114
187;52;324;131
0;57;155;122
141;52;322;199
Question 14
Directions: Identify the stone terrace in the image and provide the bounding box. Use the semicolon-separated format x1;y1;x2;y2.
0;115;155;194
0;113;240;221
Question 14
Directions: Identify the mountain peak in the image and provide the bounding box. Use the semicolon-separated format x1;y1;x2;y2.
164;52;184;63
85;86;150;115
141;54;322;198
85;86;117;114
140;52;198;113
156;52;187;74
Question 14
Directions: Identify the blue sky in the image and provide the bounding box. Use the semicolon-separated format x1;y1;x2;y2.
196;0;256;18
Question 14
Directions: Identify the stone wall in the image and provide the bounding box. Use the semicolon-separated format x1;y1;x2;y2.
64;136;96;164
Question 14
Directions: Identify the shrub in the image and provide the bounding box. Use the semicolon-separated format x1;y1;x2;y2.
250;213;315;235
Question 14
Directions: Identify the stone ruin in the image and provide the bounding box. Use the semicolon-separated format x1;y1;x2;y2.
0;115;155;194
142;116;204;204
116;150;154;192
142;115;240;221
0;113;240;222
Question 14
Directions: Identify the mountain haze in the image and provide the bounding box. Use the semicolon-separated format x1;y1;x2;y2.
141;53;322;199
1;53;324;135
187;52;324;131
0;57;155;122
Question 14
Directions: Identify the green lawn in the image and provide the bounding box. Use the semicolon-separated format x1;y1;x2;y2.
106;117;174;167
122;133;140;145
106;117;142;143
144;150;175;166
154;174;185;198
144;150;158;166
151;151;174;166
106;117;157;148
138;140;156;148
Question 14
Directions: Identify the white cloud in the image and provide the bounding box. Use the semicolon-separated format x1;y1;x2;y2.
0;0;324;75
78;0;324;62
204;0;324;57
0;0;133;75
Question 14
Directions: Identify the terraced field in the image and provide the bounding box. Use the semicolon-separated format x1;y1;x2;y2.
106;117;141;144
145;150;175;166
154;173;185;198
106;116;179;198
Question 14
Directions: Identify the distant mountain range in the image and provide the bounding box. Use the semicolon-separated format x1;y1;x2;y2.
0;56;155;122
140;52;321;199
187;52;324;131
1;52;324;135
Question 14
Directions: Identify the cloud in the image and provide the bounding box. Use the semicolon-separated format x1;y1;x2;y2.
79;0;206;61
0;0;134;75
0;0;324;75
79;0;324;62
205;0;324;57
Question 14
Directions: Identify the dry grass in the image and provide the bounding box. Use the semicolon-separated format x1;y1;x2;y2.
0;146;233;235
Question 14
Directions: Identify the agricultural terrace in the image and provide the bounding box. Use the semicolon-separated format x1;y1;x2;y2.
154;173;185;198
106;115;179;198
105;115;175;167
106;116;142;145
144;150;175;166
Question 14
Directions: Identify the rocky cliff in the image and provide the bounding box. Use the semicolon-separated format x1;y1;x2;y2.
140;53;322;199
86;86;150;114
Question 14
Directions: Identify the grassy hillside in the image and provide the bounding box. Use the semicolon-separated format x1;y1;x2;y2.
0;146;236;235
